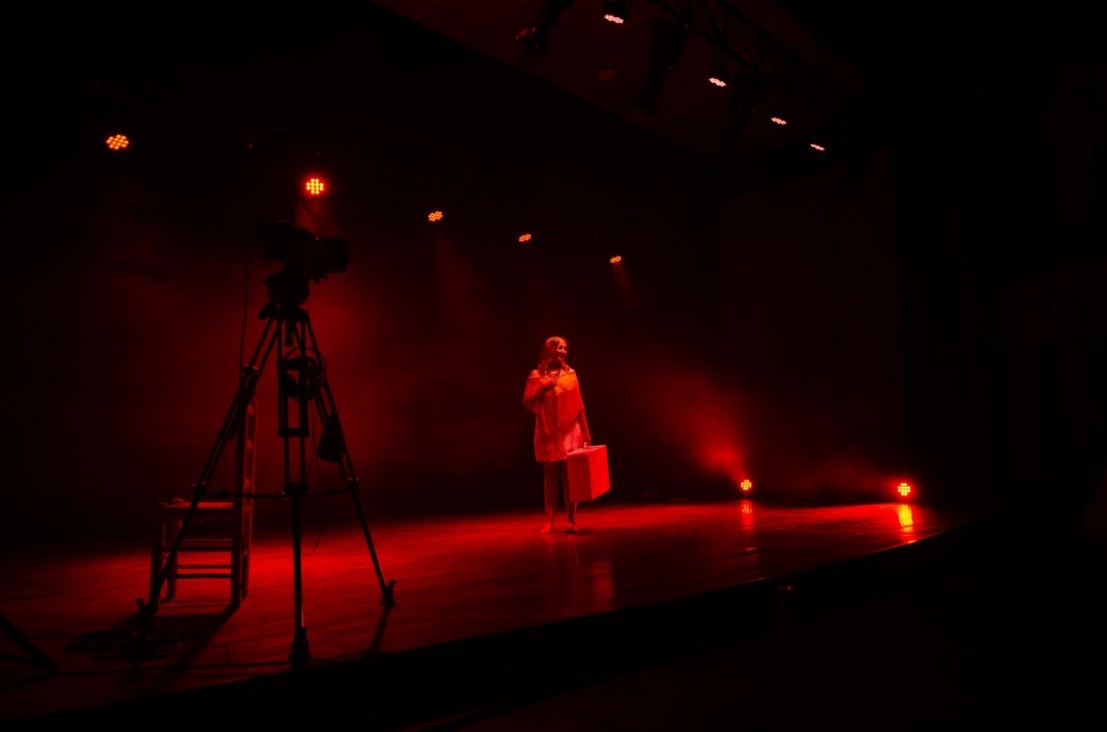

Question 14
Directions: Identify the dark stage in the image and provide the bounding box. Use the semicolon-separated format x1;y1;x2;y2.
5;3;1107;730
3;497;1104;730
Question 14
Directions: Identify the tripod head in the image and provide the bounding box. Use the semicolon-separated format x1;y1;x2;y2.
257;220;350;320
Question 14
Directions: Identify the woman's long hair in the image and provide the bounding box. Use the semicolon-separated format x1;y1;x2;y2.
537;336;567;370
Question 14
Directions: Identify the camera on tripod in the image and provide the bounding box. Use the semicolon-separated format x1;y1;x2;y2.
260;220;350;279
258;221;350;315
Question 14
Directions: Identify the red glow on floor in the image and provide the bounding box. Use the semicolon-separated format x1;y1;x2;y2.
897;503;915;535
739;498;756;530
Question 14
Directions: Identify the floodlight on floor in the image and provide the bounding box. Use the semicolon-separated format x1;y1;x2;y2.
893;480;915;501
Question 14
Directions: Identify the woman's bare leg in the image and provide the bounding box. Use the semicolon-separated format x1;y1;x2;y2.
562;462;578;531
541;461;559;534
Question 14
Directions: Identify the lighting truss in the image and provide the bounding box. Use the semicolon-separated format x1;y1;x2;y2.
645;0;851;128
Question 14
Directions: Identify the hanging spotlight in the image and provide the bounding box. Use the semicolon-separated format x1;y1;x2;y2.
602;0;628;24
516;0;574;55
427;210;444;223
105;133;130;151
769;103;794;126
518;232;533;243
707;53;730;88
768;94;797;127
303;175;327;197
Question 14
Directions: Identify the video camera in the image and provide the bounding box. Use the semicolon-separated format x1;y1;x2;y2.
260;221;350;280
258;221;351;317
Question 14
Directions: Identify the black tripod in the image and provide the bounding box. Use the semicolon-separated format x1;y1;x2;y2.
141;282;395;665
0;613;56;673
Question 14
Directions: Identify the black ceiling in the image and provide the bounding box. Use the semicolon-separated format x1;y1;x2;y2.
8;0;1104;248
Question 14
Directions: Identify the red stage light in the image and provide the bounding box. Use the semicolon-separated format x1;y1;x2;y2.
894;481;914;500
610;255;622;264
518;233;532;243
304;175;327;197
428;210;444;223
740;478;753;494
105;134;130;151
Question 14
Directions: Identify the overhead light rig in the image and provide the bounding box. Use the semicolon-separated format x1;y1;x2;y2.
517;1;855;151
645;1;852;149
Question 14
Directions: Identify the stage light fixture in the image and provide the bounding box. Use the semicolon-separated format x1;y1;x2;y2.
894;480;915;501
518;232;533;243
105;133;130;151
427;210;444;222
740;478;753;494
767;97;797;127
303;175;327;197
516;0;573;55
259;220;350;291
602;0;628;24
609;255;622;264
707;53;730;88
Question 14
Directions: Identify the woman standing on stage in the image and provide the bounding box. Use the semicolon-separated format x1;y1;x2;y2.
523;335;592;534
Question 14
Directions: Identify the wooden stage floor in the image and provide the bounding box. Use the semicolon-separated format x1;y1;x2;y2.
2;497;1102;729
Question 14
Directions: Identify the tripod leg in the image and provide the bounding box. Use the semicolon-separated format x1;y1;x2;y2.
271;309;396;664
288;489;310;664
0;613;56;673
349;484;396;606
301;315;395;605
